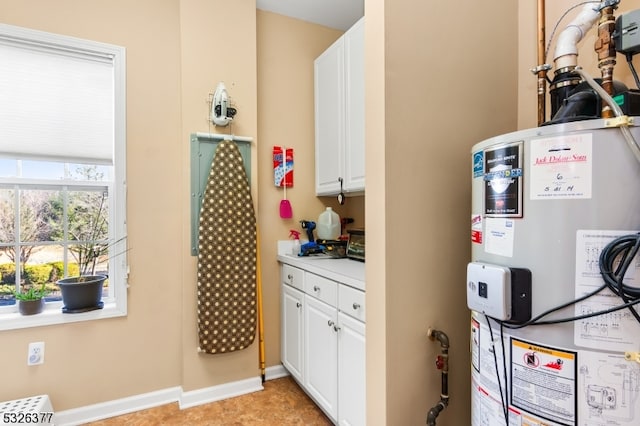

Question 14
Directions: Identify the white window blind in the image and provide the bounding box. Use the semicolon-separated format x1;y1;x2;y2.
0;25;118;165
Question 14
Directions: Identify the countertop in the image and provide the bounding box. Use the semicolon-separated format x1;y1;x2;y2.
277;241;365;291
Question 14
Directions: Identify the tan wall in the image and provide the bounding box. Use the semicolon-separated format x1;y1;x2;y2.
0;0;360;412
366;0;519;424
178;0;261;392
256;11;364;369
7;0;637;422
0;0;184;410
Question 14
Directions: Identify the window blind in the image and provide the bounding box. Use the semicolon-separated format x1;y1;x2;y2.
0;29;115;165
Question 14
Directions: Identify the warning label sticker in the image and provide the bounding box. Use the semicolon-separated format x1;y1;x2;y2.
511;338;577;425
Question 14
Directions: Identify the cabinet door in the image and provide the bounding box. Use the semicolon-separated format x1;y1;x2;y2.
338;312;366;426
343;17;365;192
281;284;304;382
304;295;338;421
314;37;344;196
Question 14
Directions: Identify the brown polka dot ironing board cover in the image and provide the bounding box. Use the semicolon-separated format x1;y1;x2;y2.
197;140;257;354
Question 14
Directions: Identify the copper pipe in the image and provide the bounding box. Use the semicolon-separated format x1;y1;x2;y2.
537;0;547;125
595;5;618;118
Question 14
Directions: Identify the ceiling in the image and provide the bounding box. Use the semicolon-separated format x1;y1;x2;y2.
256;0;364;31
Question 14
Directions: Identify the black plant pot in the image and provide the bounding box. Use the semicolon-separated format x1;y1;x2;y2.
18;299;45;315
57;275;106;313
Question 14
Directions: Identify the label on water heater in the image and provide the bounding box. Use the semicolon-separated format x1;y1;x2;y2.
530;133;592;199
471;214;482;244
484;141;523;218
510;338;577;425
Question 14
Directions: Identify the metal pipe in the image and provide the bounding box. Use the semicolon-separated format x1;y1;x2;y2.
537;0;547;125
426;329;450;426
594;4;618;117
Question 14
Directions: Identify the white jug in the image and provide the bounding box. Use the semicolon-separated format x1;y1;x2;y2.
317;207;340;240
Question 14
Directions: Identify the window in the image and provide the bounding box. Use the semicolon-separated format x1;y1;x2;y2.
0;24;127;330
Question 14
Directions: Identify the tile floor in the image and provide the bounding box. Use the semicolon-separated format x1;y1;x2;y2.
86;376;332;425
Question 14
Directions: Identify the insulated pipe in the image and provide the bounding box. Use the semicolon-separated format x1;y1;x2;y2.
426;329;450;426
553;3;601;70
549;2;604;119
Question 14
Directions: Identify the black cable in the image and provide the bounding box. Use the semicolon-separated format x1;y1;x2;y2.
498;233;640;330
499;321;509;425
484;315;509;426
626;53;640;89
598;233;640;323
501;283;608;329
503;297;640;328
480;233;640;426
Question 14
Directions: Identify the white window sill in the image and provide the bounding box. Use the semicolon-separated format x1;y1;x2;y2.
0;301;126;331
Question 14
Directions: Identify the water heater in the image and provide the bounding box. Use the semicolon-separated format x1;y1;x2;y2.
469;118;640;426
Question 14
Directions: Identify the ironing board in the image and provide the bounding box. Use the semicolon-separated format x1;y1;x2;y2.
197;140;257;354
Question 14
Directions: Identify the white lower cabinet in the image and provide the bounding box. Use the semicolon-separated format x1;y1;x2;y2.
337;312;366;426
304;295;338;420
280;264;366;426
281;284;304;383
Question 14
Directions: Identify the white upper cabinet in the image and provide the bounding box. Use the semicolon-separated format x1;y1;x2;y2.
315;17;365;196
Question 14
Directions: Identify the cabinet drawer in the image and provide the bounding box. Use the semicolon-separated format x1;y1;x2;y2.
304;273;337;307
282;264;304;291
338;285;365;322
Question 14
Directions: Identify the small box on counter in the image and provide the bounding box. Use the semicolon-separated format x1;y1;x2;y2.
346;229;365;261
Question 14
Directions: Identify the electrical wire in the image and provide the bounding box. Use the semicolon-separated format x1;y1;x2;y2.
500;283;607;329
484;315;509;426
598;232;640;323
480;233;640;423
499;321;509;425
625;53;640;89
481;233;640;426
498;233;640;330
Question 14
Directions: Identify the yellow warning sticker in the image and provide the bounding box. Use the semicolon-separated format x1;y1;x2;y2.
510;338;577;426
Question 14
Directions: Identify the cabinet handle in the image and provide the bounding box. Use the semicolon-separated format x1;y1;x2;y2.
296;302;302;308
313;285;320;292
352;303;361;310
328;320;335;327
333;325;341;332
288;274;293;280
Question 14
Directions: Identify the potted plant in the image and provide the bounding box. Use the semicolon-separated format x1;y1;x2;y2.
56;190;110;313
13;284;49;315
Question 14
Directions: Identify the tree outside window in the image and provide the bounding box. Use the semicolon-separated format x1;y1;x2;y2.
0;165;110;306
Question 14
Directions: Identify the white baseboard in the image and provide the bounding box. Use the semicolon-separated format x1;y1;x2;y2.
179;376;263;410
54;386;182;426
53;365;289;426
264;364;289;380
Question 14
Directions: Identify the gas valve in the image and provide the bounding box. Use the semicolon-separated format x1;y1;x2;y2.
435;355;446;370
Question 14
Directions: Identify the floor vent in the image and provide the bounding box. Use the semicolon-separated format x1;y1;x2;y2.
0;395;54;425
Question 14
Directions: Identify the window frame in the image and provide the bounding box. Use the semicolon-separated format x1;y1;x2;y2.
0;24;127;331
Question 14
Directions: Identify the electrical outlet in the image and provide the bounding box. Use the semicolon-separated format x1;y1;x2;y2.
28;341;45;366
